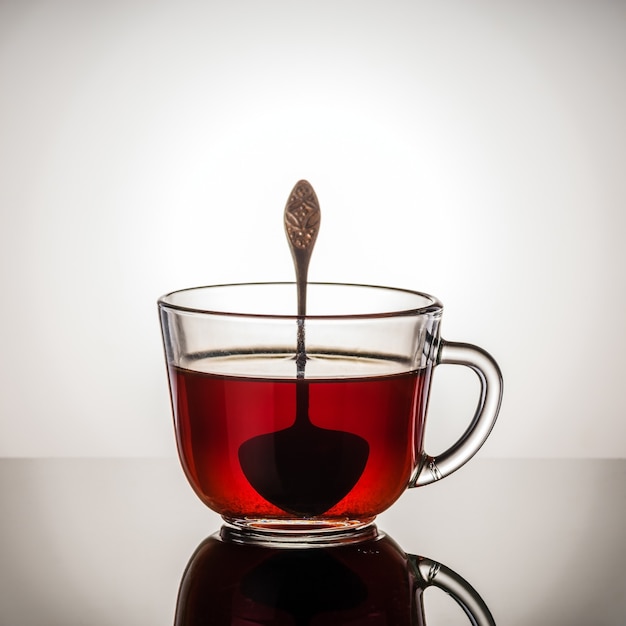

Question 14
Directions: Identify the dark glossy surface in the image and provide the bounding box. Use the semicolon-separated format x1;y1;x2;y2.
0;458;624;624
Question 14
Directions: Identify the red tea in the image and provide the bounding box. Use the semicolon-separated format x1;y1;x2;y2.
170;362;430;521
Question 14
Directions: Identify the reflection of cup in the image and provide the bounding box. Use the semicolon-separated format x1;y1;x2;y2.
174;526;495;625
159;283;502;540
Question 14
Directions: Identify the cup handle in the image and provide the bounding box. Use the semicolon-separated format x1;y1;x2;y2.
409;555;496;625
411;340;503;487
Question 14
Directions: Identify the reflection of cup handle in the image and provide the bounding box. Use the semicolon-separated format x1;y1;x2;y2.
412;340;503;487
410;555;496;626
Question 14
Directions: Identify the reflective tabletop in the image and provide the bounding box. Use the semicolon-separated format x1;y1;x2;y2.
1;458;624;624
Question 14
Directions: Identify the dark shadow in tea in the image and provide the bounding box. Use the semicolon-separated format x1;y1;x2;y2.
238;379;369;516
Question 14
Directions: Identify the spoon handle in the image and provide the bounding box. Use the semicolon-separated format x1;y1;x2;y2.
284;180;321;317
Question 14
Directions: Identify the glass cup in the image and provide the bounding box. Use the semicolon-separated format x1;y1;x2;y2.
158;283;502;542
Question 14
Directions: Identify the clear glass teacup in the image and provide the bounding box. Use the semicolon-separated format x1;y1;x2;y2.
158;282;502;543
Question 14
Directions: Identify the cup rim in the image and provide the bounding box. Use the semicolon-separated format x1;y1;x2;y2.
157;282;443;320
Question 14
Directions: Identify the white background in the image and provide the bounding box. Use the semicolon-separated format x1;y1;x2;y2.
1;0;625;458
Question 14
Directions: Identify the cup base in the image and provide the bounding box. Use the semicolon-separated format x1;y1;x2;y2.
220;516;378;548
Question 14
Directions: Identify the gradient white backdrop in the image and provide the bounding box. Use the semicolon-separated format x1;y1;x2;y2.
1;0;624;458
